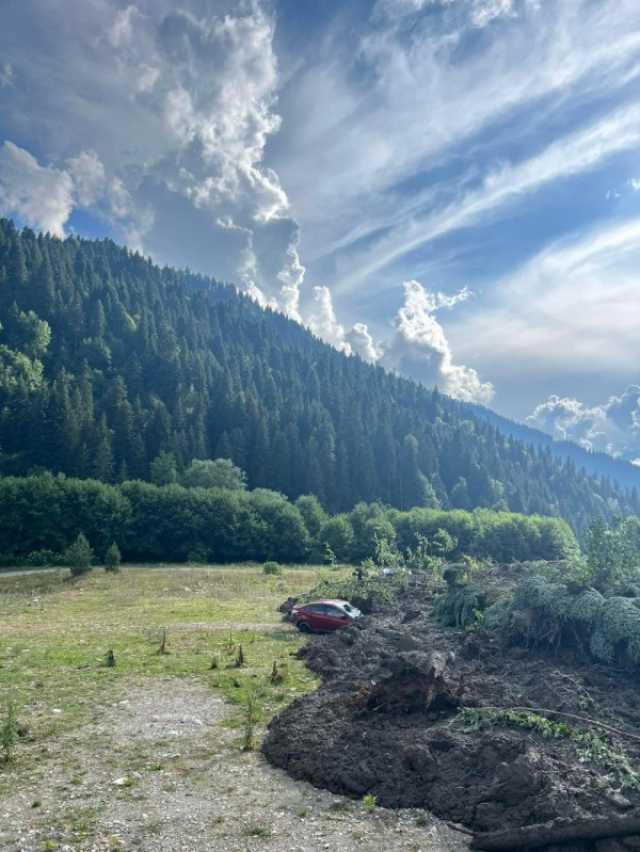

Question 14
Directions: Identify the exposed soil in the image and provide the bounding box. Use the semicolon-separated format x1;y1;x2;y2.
263;587;640;851
0;678;467;851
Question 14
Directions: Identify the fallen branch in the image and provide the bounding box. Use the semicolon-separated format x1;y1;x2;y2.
472;814;640;850
465;705;640;744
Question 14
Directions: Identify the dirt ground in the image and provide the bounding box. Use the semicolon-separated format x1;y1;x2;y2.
0;678;469;852
263;597;640;851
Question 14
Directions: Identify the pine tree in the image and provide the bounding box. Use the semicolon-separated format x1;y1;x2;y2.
64;533;94;577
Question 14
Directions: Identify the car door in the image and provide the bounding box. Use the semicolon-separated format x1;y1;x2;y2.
318;604;350;630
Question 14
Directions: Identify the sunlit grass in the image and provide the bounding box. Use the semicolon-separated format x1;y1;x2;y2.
0;563;343;770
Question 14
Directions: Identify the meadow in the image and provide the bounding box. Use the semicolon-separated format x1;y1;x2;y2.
0;565;332;774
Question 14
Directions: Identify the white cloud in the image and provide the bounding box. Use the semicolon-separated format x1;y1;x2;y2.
0;1;305;316
0;63;13;88
527;386;640;460
337;100;640;294
449;217;640;412
345;323;383;363
0;141;74;237
631;178;640;191
66;150;107;207
304;287;387;365
273;0;640;297
471;0;515;28
382;280;494;403
306;286;351;353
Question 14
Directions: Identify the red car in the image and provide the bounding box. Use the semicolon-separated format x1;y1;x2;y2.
291;598;362;633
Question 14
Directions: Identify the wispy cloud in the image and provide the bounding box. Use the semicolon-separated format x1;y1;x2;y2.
334;99;640;294
276;0;640;281
449;217;640;410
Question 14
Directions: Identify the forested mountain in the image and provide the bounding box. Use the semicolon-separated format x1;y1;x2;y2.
0;217;637;532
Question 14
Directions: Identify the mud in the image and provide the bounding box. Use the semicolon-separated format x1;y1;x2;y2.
263;586;640;850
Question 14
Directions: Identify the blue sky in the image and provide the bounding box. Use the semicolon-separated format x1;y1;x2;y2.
1;0;640;459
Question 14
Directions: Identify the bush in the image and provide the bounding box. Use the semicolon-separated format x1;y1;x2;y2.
25;549;62;568
104;542;121;573
64;533;93;577
263;561;281;575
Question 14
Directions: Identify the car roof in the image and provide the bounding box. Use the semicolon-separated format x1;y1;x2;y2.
305;599;351;607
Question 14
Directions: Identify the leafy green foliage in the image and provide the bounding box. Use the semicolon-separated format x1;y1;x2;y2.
150;451;178;486
306;572;405;613
585;517;640;591
0;473;580;567
182;458;247;490
460;707;640;790
362;794;378;813
263;561;281;575
0;218;637;532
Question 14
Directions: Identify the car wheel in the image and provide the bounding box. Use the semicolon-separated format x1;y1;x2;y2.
297;621;312;634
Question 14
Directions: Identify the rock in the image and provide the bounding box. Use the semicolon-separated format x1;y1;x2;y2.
608;791;633;811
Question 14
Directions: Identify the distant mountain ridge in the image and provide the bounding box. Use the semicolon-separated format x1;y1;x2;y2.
467;403;640;491
0;216;637;533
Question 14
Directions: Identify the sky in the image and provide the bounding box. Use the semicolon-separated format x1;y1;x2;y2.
1;0;640;460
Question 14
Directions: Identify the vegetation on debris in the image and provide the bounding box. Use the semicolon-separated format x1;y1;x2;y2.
431;517;640;670
460;707;640;791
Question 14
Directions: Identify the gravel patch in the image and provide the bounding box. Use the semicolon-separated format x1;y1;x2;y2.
0;678;468;851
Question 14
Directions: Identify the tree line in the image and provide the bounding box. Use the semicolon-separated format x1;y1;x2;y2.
0;217;637;532
0;472;578;567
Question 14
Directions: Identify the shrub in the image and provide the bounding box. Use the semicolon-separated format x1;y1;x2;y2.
1;700;18;763
263;561;281;575
64;533;93;577
25;549;62;568
104;542;121;573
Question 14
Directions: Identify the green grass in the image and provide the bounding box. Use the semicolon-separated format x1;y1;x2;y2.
0;563;340;771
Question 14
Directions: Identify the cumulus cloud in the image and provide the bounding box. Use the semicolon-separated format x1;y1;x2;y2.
382;280;494;403
306;286;351;352
631;178;640;191
304;286;387;365
0;141;74;237
527;386;640;460
345;323;383;363
0;0;306;316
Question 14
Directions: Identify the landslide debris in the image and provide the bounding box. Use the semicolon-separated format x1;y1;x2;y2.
263;579;640;851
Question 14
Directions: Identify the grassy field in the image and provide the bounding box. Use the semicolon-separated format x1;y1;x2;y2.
0;563;337;774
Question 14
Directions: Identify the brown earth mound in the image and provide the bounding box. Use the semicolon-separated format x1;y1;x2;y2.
263;591;640;851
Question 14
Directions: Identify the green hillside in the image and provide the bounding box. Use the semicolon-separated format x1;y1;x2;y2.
0;218;637;531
